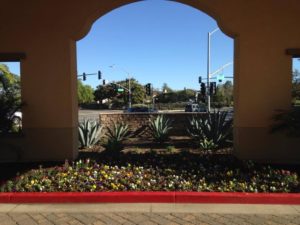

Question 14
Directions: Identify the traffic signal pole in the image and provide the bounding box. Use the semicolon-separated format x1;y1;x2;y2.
77;70;102;81
207;32;211;112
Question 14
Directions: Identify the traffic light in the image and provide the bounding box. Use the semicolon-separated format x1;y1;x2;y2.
83;72;86;81
102;79;106;85
145;83;152;96
98;71;102;80
210;82;217;95
198;76;202;84
200;83;206;96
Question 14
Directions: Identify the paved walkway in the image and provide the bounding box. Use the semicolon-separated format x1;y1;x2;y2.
0;203;299;225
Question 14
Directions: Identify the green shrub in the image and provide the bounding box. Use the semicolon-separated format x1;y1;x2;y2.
149;115;173;144
0;67;22;134
271;107;300;137
187;111;233;150
105;122;130;152
78;119;102;149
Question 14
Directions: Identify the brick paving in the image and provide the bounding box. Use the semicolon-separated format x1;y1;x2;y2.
0;212;299;225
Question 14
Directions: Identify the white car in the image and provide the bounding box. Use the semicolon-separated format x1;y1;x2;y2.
185;104;207;112
12;111;22;126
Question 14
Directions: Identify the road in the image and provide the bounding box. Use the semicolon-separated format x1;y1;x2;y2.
79;110;122;122
78;108;234;122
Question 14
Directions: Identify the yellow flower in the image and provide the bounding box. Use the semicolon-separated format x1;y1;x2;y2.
30;180;35;185
111;183;117;189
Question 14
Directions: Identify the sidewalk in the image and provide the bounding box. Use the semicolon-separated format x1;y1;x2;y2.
0;203;299;224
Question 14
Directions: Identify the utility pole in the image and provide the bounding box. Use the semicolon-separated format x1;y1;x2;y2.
128;78;132;109
207;32;211;112
207;28;219;112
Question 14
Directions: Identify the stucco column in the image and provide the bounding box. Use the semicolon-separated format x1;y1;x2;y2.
233;35;300;163
20;35;78;161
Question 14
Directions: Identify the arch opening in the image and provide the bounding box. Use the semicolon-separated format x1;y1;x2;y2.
76;0;235;153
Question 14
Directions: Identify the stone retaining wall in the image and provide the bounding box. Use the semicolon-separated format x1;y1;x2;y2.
99;113;205;137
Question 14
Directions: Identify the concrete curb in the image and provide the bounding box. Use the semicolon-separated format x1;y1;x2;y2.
0;192;300;204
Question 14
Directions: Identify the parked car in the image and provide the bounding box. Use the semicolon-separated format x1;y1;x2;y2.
185;104;207;112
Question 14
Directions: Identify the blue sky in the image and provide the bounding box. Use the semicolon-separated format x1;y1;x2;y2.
3;1;300;90
76;0;234;90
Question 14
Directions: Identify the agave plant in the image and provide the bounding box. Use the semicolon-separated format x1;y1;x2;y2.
149;115;173;144
78;119;102;149
105;122;130;152
199;138;218;151
187;111;233;150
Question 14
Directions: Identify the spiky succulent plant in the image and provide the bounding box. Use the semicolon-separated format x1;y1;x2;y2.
149;115;173;144
105;122;130;152
187;111;233;150
78;119;102;149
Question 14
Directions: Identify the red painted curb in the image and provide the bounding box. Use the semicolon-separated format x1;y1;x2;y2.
175;192;300;204
0;192;300;204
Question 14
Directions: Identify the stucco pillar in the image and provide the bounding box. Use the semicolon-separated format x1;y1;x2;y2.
234;35;300;163
20;35;78;161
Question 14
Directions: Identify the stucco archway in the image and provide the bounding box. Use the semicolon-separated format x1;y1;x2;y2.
0;0;299;163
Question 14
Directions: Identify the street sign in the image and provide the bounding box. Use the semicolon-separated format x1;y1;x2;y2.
117;88;124;93
217;73;224;82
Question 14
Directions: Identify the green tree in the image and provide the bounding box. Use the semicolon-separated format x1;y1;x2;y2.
116;79;146;105
223;81;234;106
0;64;22;134
212;81;233;108
162;83;173;93
292;69;300;105
177;89;195;102
94;83;116;103
77;80;94;104
156;87;196;104
94;78;146;108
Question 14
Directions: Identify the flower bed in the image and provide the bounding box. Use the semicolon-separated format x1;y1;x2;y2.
1;152;299;193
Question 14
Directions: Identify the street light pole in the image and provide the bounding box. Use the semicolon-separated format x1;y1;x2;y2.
207;32;211;112
110;65;132;109
128;78;132;109
207;28;219;112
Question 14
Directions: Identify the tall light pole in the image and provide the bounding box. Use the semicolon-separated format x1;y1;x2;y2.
109;65;132;109
207;28;219;112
